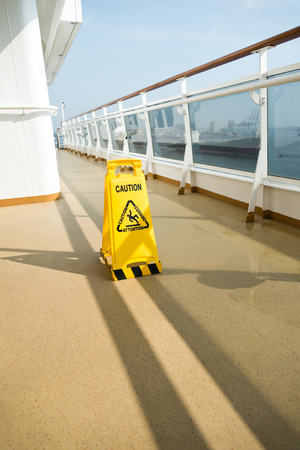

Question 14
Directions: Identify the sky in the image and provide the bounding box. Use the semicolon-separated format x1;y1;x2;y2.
48;0;300;130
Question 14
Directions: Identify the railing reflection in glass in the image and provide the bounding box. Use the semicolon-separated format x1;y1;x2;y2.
97;120;108;149
109;117;124;151
88;123;97;147
125;113;147;155
149;106;186;161
189;92;260;172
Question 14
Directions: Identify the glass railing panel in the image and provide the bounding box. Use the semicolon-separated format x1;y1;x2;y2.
190;92;260;172
149;106;185;161
125;113;147;155
75;126;81;143
268;79;300;180
108;117;124;151
80;125;88;146
96;120;108;149
88;123;97;147
76;124;87;146
73;128;77;143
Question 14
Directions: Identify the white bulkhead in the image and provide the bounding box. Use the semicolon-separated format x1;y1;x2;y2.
0;0;82;205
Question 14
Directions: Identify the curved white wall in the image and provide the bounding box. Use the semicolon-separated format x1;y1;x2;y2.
0;0;60;204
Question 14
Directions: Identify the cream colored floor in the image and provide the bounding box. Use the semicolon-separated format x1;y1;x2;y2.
1;150;300;449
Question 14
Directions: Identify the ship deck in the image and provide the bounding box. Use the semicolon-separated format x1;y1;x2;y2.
1;149;300;449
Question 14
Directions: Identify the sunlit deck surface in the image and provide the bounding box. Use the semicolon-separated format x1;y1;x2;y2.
1;149;300;449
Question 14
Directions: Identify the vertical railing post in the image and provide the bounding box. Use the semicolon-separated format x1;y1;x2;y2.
84;114;92;156
246;47;269;222
93;111;101;160
68;123;71;149
141;92;155;179
104;106;113;161
75;118;81;152
118;101;129;158
80;118;85;153
65;125;69;149
69;122;73;149
63;124;68;149
70;123;73;150
72;120;76;151
79;118;85;154
178;78;195;195
75;117;81;152
69;122;72;150
71;121;75;151
69;123;73;150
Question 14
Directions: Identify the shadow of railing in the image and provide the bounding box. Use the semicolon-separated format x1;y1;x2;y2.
5;150;297;448
53;179;210;447
56;150;300;448
138;272;300;449
2;246;299;448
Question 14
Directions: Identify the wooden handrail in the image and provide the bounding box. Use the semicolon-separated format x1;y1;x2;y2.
68;26;300;121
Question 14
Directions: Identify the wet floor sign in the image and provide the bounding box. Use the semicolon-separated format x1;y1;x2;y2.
100;159;162;281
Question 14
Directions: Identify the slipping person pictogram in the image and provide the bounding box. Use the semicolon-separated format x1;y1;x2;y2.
117;200;149;232
127;209;139;225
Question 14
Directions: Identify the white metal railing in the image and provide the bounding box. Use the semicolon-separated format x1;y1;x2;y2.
59;29;300;222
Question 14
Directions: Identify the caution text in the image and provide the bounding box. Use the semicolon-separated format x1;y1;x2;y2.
115;183;142;193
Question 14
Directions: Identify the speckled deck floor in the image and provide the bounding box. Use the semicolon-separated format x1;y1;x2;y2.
1;150;300;449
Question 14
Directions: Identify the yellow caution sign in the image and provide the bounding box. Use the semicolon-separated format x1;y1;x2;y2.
100;159;162;281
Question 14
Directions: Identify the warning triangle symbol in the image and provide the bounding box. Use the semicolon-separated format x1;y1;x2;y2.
117;200;149;232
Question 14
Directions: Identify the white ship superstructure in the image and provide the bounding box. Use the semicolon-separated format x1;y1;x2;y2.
0;0;82;206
